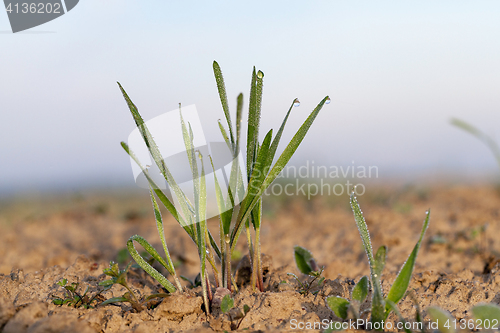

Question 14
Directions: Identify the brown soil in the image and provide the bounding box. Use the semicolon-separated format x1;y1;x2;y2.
1;184;499;332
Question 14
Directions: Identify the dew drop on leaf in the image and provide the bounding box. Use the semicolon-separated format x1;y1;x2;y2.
257;70;264;79
293;98;300;107
325;97;331;104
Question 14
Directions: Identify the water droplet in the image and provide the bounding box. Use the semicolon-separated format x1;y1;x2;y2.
145;165;151;169
206;250;210;254
325;97;331;104
374;274;378;278
225;234;230;244
257;70;264;79
293;98;300;107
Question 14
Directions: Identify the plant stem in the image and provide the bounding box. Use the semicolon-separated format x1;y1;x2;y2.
205;229;220;287
255;225;263;292
245;222;256;291
173;275;183;292
224;234;231;291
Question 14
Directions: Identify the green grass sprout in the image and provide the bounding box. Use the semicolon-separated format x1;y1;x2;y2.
289;246;324;295
118;61;329;312
349;191;430;331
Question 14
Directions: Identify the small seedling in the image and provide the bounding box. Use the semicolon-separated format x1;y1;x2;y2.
52;279;105;309
347;191;430;331
326;275;369;321
288;246;325;295
99;261;169;312
220;294;251;330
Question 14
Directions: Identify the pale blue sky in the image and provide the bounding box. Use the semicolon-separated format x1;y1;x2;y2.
1;1;500;194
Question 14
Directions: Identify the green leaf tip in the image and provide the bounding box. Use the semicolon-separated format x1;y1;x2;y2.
294;245;318;275
385;209;430;318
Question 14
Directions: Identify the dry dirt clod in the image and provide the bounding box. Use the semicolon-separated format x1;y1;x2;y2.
3;301;48;333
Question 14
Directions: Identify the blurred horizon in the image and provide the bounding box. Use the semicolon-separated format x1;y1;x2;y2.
1;1;500;197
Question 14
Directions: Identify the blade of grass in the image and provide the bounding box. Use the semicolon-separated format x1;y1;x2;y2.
118;83;195;224
209;157;232;235
127;235;177;293
385;210;430;319
213;61;235;149
218;120;232;151
235;93;244;154
246;67;259;179
451;118;500;169
267;101;294;164
259;96;328;191
230;130;272;248
121;142;195;239
195;152;209;313
350;192;385;328
246;130;273;221
209;154;231;288
149;188;182;290
231;96;328;252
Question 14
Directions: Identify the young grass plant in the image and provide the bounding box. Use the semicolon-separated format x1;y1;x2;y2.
345;191;430;331
119;61;329;312
288;246;325;295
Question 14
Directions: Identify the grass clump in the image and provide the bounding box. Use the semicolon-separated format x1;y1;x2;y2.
329;191;430;331
118;61;329;312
